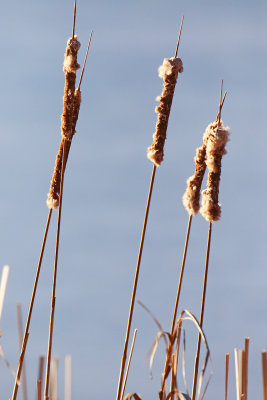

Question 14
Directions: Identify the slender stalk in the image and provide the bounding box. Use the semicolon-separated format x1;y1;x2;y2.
77;31;93;91
170;214;192;334
38;356;45;399
11;210;52;400
0;265;9;321
16;304;28;400
262;351;267;400
121;329;138;400
37;380;41;400
234;348;240;400
49;358;58;400
44;140;66;400
225;353;229;400
159;215;192;398
65;355;72;400
224;353;229;400
191;221;212;400
72;0;77;40
116;164;156;400
174;16;184;58
117;18;184;399
244;338;249;400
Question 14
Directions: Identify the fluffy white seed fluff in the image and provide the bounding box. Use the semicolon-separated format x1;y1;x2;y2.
158;57;183;79
46;195;59;210
63;36;81;74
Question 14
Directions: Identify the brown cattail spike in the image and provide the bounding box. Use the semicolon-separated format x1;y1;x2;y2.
47;91;81;210
46;139;72;209
47;86;81;210
147;57;183;166
61;36;80;141
200;120;229;221
183;144;207;216
183;86;228;217
47;33;83;209
182;119;215;216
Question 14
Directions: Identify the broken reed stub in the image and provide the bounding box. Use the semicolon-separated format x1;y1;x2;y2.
147;57;183;166
200;121;230;222
47;89;82;209
61;36;80;142
182;121;218;216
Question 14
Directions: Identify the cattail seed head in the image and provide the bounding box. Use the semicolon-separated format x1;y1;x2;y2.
63;36;81;74
47;89;82;209
47;35;82;209
183;144;206;215
147;57;183;166
200;122;230;222
61;36;80;141
46;139;71;209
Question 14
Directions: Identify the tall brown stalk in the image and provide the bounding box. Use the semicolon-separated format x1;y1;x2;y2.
44;140;66;400
191;81;229;400
11;210;52;400
116;17;184;400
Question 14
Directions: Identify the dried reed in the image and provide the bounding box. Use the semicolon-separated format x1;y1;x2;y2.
10;3;92;399
38;355;45;399
44;20;92;400
65;355;72;400
0;265;9;324
233;338;249;400
191;81;229;400
11;211;52;400
142;307;211;400
121;329;138;400
44;8;80;393
116;17;184;400
225;353;229;400
16;304;28;400
262;351;267;400
37;380;41;400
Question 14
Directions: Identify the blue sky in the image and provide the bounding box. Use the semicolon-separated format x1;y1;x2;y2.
0;1;266;399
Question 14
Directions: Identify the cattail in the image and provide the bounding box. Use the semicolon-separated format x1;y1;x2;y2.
46;89;81;209
147;57;183;166
46;34;82;210
182;143;206;216
46;30;93;210
183;120;220;216
61;36;80;141
200;120;230;221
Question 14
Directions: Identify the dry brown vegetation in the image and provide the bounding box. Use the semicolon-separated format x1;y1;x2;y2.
0;2;266;400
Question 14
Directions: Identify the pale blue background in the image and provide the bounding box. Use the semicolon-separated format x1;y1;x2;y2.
0;0;266;399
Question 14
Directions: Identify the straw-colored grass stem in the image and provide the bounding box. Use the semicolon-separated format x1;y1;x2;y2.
158;215;192;397
116;164;157;400
191;221;212;400
262;351;267;400
37;380;41;400
174;16;184;58
121;329;138;400
16;304;28;400
11;210;52;400
44;140;66;400
171;214;192;334
225;353;229;400
243;338;249;400
38;356;45;399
